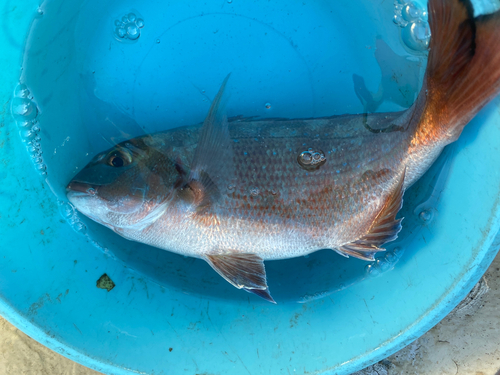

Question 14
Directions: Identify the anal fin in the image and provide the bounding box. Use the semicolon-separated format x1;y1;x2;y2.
205;253;276;304
337;168;406;261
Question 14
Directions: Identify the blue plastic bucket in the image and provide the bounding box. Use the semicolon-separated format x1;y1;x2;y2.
1;0;500;374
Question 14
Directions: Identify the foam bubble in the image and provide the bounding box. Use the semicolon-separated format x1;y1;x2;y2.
12;83;47;176
365;247;405;278
58;201;88;235
114;12;144;42
393;1;430;51
297;148;326;170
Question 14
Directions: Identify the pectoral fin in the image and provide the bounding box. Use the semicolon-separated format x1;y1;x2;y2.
336;168;406;261
205;253;276;304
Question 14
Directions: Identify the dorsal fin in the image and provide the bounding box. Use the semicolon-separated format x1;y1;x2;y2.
336;168;406;261
180;74;235;209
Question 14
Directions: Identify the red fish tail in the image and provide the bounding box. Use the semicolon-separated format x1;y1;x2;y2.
417;0;500;146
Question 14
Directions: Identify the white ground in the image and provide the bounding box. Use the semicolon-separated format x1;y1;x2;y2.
1;252;499;375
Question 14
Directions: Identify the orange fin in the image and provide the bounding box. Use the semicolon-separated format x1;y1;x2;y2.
205;253;276;304
422;0;500;143
336;169;405;261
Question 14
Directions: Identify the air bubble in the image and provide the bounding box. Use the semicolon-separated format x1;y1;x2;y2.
125;23;140;40
301;152;312;163
59;201;75;220
365;264;381;277
20;129;36;141
265;103;271;109
12;97;38;120
297;148;326;170
73;222;87;234
87;188;96;196
227;0;233;3
419;209;433;222
14;84;30;98
393;14;408;28
115;27;126;38
250;187;260;196
385;252;398;263
114;13;144;41
17;120;32;128
402;3;421;21
376;258;392;272
402;20;431;51
393;247;404;258
12;83;42;172
156;39;160;44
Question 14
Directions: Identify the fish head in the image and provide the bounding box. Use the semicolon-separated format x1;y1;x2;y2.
66;137;182;230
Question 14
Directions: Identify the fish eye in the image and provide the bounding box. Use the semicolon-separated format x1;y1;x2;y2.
107;148;133;167
110;155;124;167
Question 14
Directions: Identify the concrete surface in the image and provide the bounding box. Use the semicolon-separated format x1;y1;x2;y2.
1;252;499;375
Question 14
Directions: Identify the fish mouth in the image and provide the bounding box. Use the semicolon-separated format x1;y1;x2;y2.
66;181;100;198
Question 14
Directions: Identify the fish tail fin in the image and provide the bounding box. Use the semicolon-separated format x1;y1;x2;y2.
418;0;500;145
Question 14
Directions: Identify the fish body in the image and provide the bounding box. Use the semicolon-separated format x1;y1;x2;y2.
67;0;500;302
108;112;413;261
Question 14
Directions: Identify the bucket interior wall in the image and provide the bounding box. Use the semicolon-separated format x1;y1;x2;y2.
1;0;500;374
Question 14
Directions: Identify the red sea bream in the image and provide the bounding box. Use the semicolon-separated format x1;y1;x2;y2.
67;0;500;302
